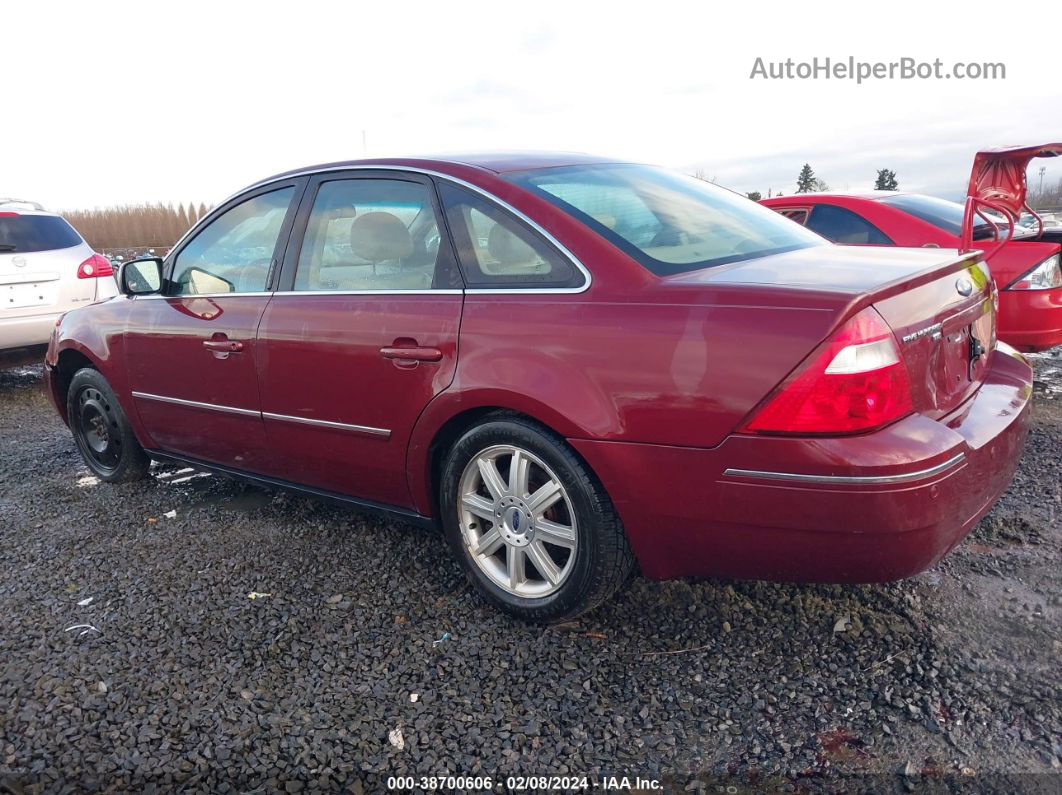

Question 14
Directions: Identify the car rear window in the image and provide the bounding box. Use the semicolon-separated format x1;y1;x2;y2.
878;194;1027;241
0;214;83;253
507;164;824;276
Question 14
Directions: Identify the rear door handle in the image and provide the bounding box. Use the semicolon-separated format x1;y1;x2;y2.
203;339;244;352
379;345;443;362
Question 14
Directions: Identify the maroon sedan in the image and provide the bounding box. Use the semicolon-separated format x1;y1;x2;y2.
45;153;1032;620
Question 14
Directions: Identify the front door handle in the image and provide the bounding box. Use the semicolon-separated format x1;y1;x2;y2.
203;338;244;353
380;345;443;363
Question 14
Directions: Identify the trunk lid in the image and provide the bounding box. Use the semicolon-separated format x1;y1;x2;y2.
680;243;996;420
962;143;1062;252
0;248;96;320
872;257;995;419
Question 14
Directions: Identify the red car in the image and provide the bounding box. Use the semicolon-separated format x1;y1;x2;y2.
45;153;1032;620
761;145;1062;353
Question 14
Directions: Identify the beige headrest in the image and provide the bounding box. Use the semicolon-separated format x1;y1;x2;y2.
349;212;413;262
487;222;539;265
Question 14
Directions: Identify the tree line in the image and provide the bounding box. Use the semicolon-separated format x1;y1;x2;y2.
1027;177;1062;209
63;202;211;251
695;166;899;202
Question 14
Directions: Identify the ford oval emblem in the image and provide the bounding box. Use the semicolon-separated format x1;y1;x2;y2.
511;512;521;531
955;277;974;297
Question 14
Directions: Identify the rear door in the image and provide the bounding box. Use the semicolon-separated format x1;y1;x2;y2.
256;170;464;507
0;212;95;346
125;180;304;470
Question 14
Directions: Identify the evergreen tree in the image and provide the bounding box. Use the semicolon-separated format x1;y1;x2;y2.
796;164;816;193
746;191;762;201
874;168;899;191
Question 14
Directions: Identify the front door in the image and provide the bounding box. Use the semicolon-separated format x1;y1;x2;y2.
256;171;464;507
125;182;302;469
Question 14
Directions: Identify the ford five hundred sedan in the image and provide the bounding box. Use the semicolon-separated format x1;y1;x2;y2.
45;153;1033;620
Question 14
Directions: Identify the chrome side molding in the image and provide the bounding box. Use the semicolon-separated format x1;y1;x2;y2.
723;453;966;485
131;391;259;417
262;412;390;438
131;392;391;439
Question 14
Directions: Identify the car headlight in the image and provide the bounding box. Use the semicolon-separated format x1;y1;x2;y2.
1008;254;1062;290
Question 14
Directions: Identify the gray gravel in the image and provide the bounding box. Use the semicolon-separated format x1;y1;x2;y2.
1;359;1060;793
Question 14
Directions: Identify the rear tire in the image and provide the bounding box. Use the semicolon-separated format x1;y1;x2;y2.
67;368;150;483
439;417;634;621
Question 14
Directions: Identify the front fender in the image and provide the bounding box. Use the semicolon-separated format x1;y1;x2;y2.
47;299;135;426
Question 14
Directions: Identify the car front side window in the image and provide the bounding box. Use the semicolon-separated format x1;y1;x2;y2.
170;187;295;295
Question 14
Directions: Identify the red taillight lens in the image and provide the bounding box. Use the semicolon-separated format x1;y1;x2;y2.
743;307;913;435
77;253;114;279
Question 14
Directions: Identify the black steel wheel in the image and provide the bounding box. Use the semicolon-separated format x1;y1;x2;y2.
67;368;150;482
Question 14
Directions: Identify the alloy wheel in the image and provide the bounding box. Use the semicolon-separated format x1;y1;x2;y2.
457;444;578;597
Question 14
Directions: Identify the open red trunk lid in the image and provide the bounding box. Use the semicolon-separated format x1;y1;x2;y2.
963;143;1062;253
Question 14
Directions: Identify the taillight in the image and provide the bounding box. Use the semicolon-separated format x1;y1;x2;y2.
743;307;913;435
77;253;114;279
1006;254;1062;290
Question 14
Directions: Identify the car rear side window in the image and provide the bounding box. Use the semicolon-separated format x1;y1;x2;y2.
170;187;295;295
508;164;823;276
438;182;581;288
0;215;83;253
778;208;809;224
294;179;457;291
805;205;893;244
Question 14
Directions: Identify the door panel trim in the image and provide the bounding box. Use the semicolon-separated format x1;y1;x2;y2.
131;391;260;417
262;411;391;438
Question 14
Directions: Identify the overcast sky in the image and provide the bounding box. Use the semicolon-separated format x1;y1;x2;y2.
6;0;1061;209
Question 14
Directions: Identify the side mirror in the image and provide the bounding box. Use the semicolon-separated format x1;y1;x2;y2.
119;257;164;296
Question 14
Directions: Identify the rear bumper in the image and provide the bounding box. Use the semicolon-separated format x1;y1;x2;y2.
0;311;62;352
572;344;1033;583
998;286;1062;352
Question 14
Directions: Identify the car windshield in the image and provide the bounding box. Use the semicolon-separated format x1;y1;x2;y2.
507;164;825;276
878;194;1033;240
0;214;83;253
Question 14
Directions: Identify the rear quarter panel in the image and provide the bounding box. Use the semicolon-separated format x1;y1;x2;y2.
406;285;844;514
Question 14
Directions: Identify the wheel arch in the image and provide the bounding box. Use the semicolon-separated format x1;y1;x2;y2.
407;391;601;519
51;346;102;424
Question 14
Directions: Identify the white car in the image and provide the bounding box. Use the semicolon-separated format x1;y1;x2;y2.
0;199;118;363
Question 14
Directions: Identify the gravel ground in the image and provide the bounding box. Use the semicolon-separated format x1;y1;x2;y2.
0;356;1060;794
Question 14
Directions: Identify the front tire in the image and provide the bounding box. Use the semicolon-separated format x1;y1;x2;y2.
67;368;150;483
439;417;634;621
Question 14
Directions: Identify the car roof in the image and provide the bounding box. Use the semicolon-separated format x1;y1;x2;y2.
764;190;903;202
0;198;52;214
256;151;635;186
